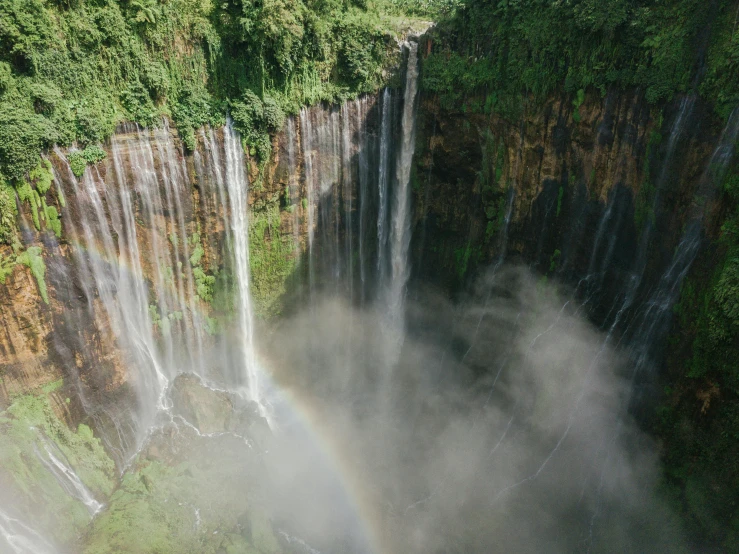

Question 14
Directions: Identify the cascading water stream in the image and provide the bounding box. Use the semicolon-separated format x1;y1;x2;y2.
222;121;258;391
37;442;103;516
376;88;392;284
630;106;739;373
51;119;276;461
300;108;317;300
0;509;57;554
57;141;167;459
223;119;265;415
387;41;420;335
614;95;696;321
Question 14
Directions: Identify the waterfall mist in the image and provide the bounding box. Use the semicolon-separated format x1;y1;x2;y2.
260;266;685;553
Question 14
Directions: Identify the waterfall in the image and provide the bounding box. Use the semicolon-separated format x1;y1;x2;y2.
341;101;354;300
50;118;272;460
357;97;372;303
609;95;697;326
34;47;424;471
300;108;317;298
37;443;103;516
387;41;420;332
0;509;57;554
630;106;739;374
56;137;167;459
223;119;263;413
376;88;392;284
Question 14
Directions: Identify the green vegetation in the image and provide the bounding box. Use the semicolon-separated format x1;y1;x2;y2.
0;390;116;548
0;0;410;184
423;0;739;118
188;231;215;303
29;158;52;194
556;185;564;218
16;245;47;303
662;168;739;548
67;145;107;178
1;156;64;242
0;252;14;283
0;178;17;243
249;201;299;318
0;0;426;243
84;441;279;554
571;88;585;123
453;240;477;280
149;303;184;336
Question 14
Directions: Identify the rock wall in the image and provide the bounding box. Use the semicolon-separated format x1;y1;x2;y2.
411;86;726;327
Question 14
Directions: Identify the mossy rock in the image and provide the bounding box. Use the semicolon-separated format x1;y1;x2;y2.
170;374;233;434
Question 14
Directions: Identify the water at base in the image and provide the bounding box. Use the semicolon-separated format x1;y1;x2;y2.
0;510;57;554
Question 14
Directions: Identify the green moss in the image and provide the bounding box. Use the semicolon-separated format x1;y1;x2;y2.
548;249;561;274
44;201;61;238
0;178;17;243
16;246;48;303
572;88;585;123
193;266;215;303
204;316;221;336
0;253;15;283
189;242;204;267
556;185;565;217
149;303;184;335
249;202;299;318
41;378;63;394
148;303;162;328
188;231;215;303
68;153;87;179
0;393;116;547
29;195;40;230
67;146;107;179
16;179;33;204
454;242;473;280
84;444;279;554
29;159;53;195
56;185;66;208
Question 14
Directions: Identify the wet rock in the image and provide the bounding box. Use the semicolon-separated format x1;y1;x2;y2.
170;374;233;434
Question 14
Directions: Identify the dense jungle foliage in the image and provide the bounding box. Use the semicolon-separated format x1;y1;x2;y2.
0;0;431;237
422;0;739;119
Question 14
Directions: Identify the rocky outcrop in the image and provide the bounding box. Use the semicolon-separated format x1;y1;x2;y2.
0;257;58;402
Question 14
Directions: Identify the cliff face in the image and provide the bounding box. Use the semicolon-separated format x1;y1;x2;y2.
1;85;730;420
412;88;727;324
0;262;57;396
